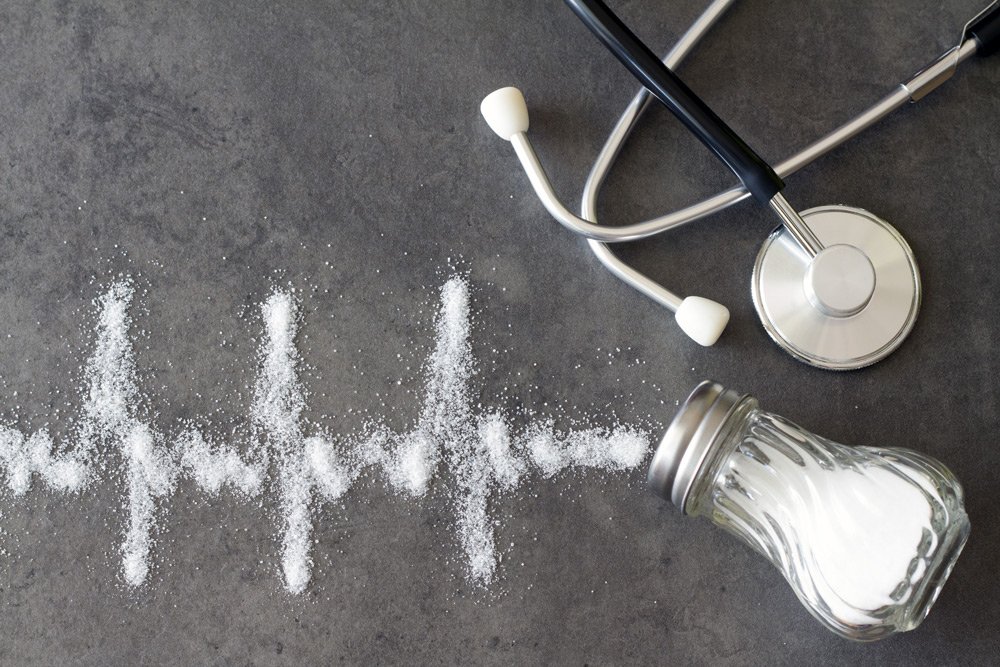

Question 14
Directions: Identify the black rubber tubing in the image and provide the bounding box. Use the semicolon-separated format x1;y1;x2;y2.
563;0;785;204
970;1;1000;57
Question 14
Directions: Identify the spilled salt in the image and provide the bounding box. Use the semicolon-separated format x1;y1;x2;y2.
526;423;649;478
392;276;652;586
177;429;262;497
77;280;176;587
121;423;175;586
250;289;374;594
252;290;313;594
386;278;474;496
0;273;655;594
76;279;260;587
388;432;436;496
479;415;522;490
77;281;139;454
0;427;86;495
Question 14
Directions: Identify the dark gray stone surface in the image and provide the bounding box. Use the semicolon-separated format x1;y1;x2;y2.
0;0;998;664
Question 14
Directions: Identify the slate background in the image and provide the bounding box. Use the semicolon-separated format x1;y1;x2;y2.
0;0;998;664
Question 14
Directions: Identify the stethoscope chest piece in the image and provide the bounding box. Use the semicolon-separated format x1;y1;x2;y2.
752;206;921;370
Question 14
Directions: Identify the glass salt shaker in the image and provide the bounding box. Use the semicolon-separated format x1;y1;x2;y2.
649;381;970;641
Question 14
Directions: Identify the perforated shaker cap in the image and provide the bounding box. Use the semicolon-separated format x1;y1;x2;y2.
647;381;747;511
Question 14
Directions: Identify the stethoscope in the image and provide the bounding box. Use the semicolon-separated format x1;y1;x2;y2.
481;0;1000;370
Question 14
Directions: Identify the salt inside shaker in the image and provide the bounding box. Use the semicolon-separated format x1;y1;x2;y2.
649;381;970;641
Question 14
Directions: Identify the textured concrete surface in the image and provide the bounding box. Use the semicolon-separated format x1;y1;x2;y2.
1;0;998;664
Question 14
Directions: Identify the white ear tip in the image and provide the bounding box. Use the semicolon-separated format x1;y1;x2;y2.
675;296;730;347
480;87;529;140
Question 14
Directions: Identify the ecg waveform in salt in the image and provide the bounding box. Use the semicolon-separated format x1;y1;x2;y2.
0;276;651;593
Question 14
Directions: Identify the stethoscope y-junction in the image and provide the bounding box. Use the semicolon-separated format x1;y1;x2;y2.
481;0;1000;370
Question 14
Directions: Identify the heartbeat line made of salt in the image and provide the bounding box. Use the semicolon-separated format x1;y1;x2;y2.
0;276;652;593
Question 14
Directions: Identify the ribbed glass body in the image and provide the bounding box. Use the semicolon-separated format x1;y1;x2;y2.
686;398;970;641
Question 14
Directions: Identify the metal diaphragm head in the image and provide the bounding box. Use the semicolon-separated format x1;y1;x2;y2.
752;205;921;370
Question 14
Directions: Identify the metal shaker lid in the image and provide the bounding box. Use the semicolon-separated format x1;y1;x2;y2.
647;381;746;511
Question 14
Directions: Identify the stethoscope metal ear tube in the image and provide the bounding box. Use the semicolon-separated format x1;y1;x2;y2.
564;0;826;259
481;0;1000;366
